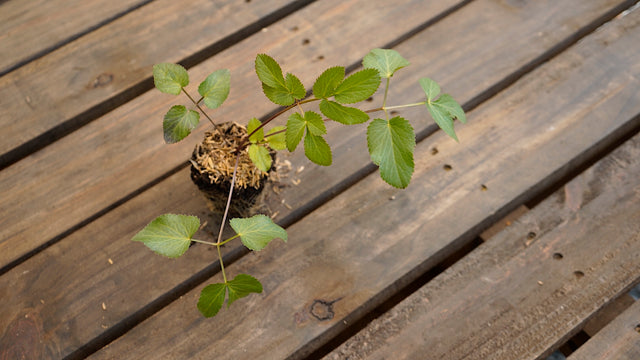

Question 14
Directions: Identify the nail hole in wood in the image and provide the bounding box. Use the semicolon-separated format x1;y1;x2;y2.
302;39;310;45
527;232;536;240
443;164;452;171
635;324;640;334
366;97;374;102
481;184;488;191
574;270;584;278
317;55;324;60
553;253;563;260
431;147;438;155
291;26;299;32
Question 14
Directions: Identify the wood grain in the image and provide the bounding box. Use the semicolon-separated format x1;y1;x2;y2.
0;0;625;270
0;0;148;75
328;134;640;360
0;0;300;164
567;300;640;360
88;7;640;359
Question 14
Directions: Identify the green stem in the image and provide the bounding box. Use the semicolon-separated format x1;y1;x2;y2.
218;233;241;246
182;88;216;127
217;244;228;284
191;238;219;246
382;78;390;119
383;101;427;110
262;128;286;138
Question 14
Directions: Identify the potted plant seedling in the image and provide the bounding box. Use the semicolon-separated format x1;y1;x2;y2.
132;48;466;317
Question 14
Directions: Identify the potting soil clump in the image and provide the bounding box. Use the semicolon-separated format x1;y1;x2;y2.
190;122;273;217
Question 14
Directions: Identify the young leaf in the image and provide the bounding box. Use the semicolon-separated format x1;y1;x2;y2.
198;69;230;109
266;126;286;150
367;117;416;188
304;133;332;166
286;113;306;152
248;144;272;172
312;66;345;99
304;111;326;136
262;83;296;106
198;283;227;318
255;54;285;88
247;117;264;143
230;215;288;251
427;102;457;141
132;214;200;258
153;63;189;95
163;105;200;144
419;77;440;101
226;274;263;307
334;68;381;104
286;111;325;151
433;94;467;123
362;48;410;78
319;100;369;125
285;73;306;100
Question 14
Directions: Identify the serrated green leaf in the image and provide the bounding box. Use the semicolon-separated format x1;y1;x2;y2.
266;126;286;150
419;77;440;101
367;117;416;188
319;100;369;125
198;69;230;109
285;73;306;100
247;117;263;143
362;48;410;78
433;94;467;124
286;113;306;152
248;144;272;172
304;111;326;136
255;54;285;88
426;101;458;141
163;105;200;143
198;283;226;318
230;215;287;251
132;214;199;258
153;63;189;95
334;68;381;104
313;66;345;99
262;83;296;106
227;274;263;307
304;133;332;166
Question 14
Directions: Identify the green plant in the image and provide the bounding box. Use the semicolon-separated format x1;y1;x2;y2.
132;49;466;317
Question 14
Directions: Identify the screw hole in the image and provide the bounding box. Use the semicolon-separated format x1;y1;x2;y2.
553;253;563;260
302;39;310;45
431;147;438;155
480;184;488;191
443;164;452;171
574;270;584;278
527;232;536;240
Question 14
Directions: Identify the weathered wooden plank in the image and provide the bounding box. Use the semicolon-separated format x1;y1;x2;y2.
567;300;640;360
0;0;304;167
0;0;467;268
327;136;640;360
89;7;640;359
0;0;149;75
0;0;627;271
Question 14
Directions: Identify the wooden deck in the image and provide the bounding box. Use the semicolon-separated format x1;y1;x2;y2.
1;1;640;359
